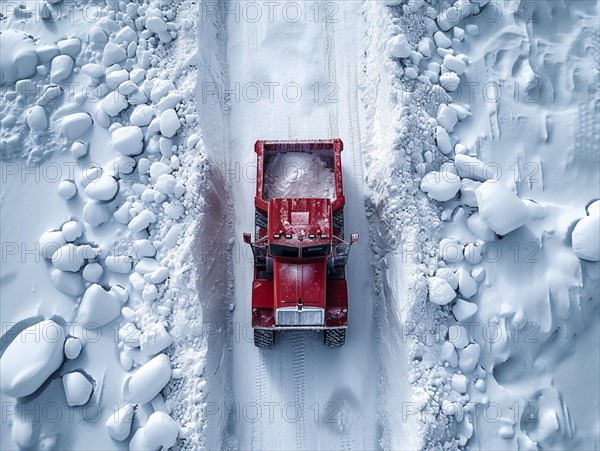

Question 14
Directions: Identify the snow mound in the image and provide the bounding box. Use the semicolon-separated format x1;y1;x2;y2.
62;372;93;406
264;152;335;200
0;30;38;85
475;181;530;235
0;320;65;398
572;210;600;261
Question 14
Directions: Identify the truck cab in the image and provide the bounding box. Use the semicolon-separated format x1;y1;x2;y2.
244;139;357;347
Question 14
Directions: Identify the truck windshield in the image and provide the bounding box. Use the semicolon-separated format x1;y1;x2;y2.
302;245;331;259
270;244;299;258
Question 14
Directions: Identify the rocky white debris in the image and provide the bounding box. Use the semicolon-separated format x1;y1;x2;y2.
84;174;119;201
386;34;411;58
453;299;478;322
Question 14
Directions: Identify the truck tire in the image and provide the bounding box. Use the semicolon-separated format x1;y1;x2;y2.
254;329;275;348
324;329;345;347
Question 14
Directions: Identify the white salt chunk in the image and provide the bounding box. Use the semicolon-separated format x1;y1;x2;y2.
57;38;81;57
441;341;458;367
150;267;169;284
84;174;118;201
572;214;600;261
141;412;180;450
119;323;141;347
440;238;464;263
133;239;156;258
63;372;93;406
78;284;122;328
449;325;469;349
60;113;92;139
159;109;181;137
125;354;171;404
437;104;458;132
436;267;458;290
82;63;104;78
456;268;478;299
440;72;460;92
50;268;85;296
52;243;85;272
435;126;452;155
428;276;456;305
130;105;155;126
26;106;47;131
140;322;173;356
443;54;467;75
64;337;83;359
0;320;65;398
101;92;128;117
106;403;136;441
454;155;491;182
476;181;530;235
105;254;133;274
146;16;168;33
40;230;66;259
71;141;88;159
460;179;480;207
386;33;411;58
459;343;481;372
451;373;468;394
150;161;171;179
142;284;158;302
128;210;156;233
112;126;144;156
83;201;110;227
50;55;74;83
420;170;460;201
467;212;496;242
453;299;478;322
102;42;127;66
150;79;175;102
433;31;452;48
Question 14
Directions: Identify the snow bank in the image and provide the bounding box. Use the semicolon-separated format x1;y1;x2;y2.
0;320;65;398
264;152;335;200
475;181;530;235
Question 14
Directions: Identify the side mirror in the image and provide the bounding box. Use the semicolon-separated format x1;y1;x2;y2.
243;233;252;244
350;233;359;244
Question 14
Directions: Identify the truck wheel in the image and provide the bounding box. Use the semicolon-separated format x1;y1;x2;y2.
324;329;345;347
254;329;275;348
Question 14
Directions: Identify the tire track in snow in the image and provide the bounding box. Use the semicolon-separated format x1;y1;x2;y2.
251;350;267;450
291;332;308;450
325;6;340;138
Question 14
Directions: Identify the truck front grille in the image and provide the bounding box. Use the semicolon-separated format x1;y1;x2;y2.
275;307;325;326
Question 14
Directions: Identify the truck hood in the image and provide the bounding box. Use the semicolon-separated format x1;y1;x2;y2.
273;259;326;308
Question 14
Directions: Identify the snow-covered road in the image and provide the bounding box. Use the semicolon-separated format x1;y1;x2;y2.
223;1;380;449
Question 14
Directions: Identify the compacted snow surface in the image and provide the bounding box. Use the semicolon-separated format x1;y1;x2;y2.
1;0;599;450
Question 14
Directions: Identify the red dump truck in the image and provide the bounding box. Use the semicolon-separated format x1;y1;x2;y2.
243;139;358;348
